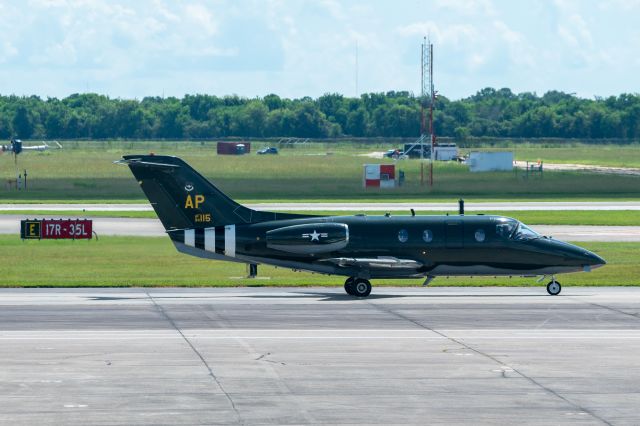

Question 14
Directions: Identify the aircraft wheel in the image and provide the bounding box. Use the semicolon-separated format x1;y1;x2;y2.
546;280;561;296
344;277;355;296
352;279;372;298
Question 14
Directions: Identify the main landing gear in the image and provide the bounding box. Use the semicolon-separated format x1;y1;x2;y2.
344;277;372;297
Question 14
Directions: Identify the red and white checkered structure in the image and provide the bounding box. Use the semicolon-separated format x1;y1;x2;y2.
363;164;396;188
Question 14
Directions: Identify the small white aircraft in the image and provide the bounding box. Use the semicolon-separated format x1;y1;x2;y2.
1;139;62;155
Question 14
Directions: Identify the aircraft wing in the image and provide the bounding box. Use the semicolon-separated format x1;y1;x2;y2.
22;141;62;151
21;144;49;151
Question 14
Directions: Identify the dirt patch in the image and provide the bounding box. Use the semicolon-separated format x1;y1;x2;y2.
514;161;640;176
359;151;386;159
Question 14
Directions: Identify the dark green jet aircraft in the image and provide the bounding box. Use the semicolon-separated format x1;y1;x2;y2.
118;154;605;297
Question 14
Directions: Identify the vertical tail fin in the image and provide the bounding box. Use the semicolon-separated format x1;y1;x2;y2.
118;155;292;231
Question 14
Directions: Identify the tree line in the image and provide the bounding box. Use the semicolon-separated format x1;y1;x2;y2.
0;88;639;140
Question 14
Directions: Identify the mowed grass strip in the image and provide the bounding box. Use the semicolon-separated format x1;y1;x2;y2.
3;210;640;226
1;236;636;287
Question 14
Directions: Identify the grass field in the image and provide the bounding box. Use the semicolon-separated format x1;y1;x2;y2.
46;139;640;167
1;140;639;201
4;209;640;226
1;236;636;287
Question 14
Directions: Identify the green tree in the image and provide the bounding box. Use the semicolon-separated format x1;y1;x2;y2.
345;107;369;136
241;101;268;137
12;105;34;139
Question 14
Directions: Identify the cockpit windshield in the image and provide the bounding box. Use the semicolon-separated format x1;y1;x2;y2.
513;223;540;241
495;218;540;241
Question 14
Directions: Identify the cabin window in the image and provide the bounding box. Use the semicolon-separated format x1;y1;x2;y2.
474;229;486;242
422;229;433;243
398;229;409;243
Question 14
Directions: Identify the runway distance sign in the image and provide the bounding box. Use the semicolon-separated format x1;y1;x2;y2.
21;219;93;240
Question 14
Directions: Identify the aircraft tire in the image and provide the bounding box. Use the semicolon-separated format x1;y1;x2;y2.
344;277;355;295
352;279;372;297
546;280;561;296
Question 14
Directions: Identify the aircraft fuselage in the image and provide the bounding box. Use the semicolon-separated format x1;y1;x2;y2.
168;214;605;279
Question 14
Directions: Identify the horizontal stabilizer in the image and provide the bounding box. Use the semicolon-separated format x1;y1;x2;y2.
114;158;180;168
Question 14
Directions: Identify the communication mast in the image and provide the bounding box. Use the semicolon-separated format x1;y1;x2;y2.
355;40;359;97
420;37;435;186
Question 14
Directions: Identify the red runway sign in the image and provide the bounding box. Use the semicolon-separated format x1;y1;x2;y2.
21;219;92;239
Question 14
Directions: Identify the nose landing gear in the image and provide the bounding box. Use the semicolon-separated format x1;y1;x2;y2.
538;275;562;295
546;278;561;296
344;277;372;297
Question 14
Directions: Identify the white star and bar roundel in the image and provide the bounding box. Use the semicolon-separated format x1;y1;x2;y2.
302;230;328;241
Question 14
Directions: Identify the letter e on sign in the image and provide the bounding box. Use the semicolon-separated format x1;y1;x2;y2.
21;220;41;239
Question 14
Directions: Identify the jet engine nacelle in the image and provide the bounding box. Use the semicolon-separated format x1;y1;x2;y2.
266;222;349;254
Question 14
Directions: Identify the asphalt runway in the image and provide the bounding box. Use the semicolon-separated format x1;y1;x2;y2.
1;287;639;425
3;201;640;211
2;214;640;241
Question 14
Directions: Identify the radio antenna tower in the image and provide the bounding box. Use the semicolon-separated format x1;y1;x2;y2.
420;37;435;186
355;40;359;97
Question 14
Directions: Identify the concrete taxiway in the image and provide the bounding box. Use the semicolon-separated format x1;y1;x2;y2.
1;287;639;425
2;214;640;241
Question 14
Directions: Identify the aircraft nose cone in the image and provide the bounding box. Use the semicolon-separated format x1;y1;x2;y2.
555;241;606;269
572;247;606;270
585;250;606;268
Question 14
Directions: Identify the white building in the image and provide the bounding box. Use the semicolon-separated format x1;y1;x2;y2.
468;152;514;172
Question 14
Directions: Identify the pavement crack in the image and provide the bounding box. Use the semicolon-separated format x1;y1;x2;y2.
572;298;640;320
256;353;286;365
145;291;244;425
367;301;613;426
194;305;314;423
